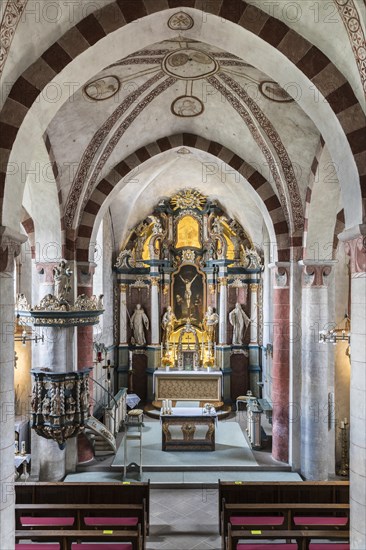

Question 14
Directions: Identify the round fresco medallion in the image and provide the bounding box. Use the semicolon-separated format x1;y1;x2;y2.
168;11;194;30
84;75;120;101
163;48;219;80
171;96;204;117
259;81;294;103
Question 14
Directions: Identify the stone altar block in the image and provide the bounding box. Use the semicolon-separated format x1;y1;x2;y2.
153;369;222;402
160;407;217;451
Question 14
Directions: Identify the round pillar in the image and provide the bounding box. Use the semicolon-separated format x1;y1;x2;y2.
249;283;258;344
300;262;333;480
271;264;290;463
0;229;25;548
343;232;366;549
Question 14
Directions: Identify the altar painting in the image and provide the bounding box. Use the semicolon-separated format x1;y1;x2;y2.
172;265;204;324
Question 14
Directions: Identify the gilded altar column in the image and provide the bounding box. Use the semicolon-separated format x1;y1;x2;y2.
270;263;290;463
0;228;26;548
300;261;334;480
150;277;160;345
340;228;366;549
119;284;128;345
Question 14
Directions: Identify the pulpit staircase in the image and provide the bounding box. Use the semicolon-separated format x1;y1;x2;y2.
85;416;117;456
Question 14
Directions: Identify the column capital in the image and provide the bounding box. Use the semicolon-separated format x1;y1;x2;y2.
249;283;259;292
218;277;227;286
299;260;336;287
76;261;96;287
338;227;366;275
269;262;290;288
0;226;27;272
119;283;128;292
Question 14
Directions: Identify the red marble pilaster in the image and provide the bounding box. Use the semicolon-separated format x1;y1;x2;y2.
271;265;290;463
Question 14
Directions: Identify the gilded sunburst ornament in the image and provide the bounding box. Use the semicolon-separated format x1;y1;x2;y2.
170;189;207;211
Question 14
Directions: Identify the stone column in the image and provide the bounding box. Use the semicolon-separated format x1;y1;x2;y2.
341;229;366;549
248;282;260;393
0;227;26;548
249;283;258;344
119;284;128;345
270;263;290;463
289;258;303;471
76;263;95;464
300;262;334;480
150;277;160;345
218;275;228;345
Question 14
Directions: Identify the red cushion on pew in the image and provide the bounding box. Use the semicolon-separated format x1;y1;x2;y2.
71;545;133;550
293;516;348;526
20;517;75;527
309;545;350;550
16;545;60;550
237;545;297;550
84;517;138;526
230;516;285;526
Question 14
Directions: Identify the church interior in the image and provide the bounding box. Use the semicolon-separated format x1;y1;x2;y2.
0;1;365;549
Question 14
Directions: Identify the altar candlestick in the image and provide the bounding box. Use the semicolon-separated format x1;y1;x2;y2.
344;417;348;424
341;421;345;429
21;441;26;455
14;441;19;454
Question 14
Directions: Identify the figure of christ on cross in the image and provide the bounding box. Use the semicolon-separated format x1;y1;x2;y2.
179;273;198;311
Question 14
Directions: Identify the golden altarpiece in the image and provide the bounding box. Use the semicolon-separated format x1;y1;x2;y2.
115;190;263;406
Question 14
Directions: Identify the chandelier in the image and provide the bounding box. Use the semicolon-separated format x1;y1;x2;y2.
319;314;351;345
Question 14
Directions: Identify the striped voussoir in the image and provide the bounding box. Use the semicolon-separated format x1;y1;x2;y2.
0;0;364;223
75;133;291;263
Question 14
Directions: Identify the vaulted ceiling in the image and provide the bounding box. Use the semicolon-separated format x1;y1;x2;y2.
0;0;365;260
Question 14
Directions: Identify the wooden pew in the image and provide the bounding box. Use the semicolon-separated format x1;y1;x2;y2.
218;481;349;534
221;502;350;545
15;528;142;550
15;503;146;539
15;482;150;535
227;525;350;550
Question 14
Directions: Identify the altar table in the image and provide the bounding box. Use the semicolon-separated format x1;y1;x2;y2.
160;407;217;451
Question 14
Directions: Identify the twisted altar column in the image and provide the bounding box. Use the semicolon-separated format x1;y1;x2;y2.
300;262;333;480
270;264;290;463
341;230;366;549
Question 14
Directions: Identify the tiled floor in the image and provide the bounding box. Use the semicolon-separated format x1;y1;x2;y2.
147;488;221;549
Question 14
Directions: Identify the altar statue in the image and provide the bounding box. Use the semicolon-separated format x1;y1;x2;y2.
162;306;177;343
53;260;72;300
229;302;251;345
203;306;219;343
130;304;149;345
179;273;198;310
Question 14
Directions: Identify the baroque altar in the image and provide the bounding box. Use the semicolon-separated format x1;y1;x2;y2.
115;189;264;403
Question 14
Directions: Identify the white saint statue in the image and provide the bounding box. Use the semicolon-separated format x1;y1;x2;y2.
229;302;251;345
130;304;149;345
179;273;198;310
162;306;177;343
203;306;219;343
